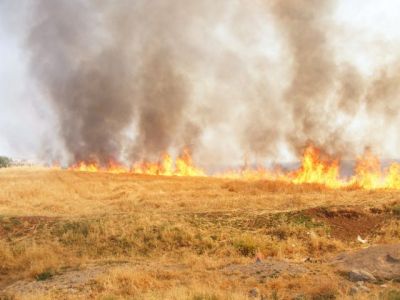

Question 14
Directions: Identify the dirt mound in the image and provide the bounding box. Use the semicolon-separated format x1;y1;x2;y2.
333;243;400;282
304;207;385;241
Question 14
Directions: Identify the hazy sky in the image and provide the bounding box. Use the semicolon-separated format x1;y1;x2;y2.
1;0;400;164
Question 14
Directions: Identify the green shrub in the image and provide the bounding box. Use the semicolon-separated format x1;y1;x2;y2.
392;205;400;217
35;270;54;281
0;156;12;168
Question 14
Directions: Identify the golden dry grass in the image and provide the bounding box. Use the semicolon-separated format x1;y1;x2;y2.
0;167;399;299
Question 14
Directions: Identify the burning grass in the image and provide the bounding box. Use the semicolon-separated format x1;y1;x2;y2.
67;145;400;191
0;168;400;299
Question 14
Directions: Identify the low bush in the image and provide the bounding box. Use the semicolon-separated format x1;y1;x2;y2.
0;156;12;168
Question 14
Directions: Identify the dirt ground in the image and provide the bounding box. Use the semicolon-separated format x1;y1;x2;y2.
0;168;400;299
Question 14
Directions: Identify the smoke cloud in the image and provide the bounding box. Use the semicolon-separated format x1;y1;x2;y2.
267;0;400;158
25;0;400;167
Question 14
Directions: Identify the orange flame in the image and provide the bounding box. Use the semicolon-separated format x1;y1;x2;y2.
69;160;129;174
217;146;341;187
70;148;205;177
68;145;400;189
70;161;100;173
132;149;205;177
386;163;400;188
216;145;400;189
351;149;382;189
291;146;341;188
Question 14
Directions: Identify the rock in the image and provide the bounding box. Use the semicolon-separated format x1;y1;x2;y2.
332;243;400;282
349;284;370;296
359;285;370;292
248;288;260;298
349;286;359;296
304;257;318;263
356;281;364;287
348;269;376;282
386;254;400;263
357;235;368;244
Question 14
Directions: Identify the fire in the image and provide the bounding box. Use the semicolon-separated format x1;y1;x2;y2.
351;149;383;189
69;160;129;174
216;145;400;189
70;161;100;173
217;146;342;187
348;149;400;189
175;148;206;177
386;163;400;188
70;148;205;177
68;145;400;190
291;146;341;188
132;149;205;177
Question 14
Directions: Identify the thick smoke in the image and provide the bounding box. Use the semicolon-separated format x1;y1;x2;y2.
134;50;190;158
365;63;400;119
27;0;216;164
26;0;400;166
28;1;136;163
270;0;352;156
267;0;400;158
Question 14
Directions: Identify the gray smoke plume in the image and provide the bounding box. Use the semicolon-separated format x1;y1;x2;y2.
27;0;217;164
267;0;400;158
270;0;346;155
28;1;136;164
365;63;400;119
25;0;400;166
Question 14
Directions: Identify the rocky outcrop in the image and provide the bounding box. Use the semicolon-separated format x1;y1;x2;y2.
333;244;400;282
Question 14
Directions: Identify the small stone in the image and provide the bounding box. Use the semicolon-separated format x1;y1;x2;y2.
359;285;370;292
304;257;318;263
357;235;368;244
386;254;400;263
348;269;376;282
349;286;359;296
248;288;260;298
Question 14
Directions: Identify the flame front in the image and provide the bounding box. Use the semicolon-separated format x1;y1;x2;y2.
386;163;400;188
70;148;205;177
69;145;400;189
291;146;341;188
70;160;129;174
132;149;205;177
351;149;383;189
216;145;400;189
70;161;100;173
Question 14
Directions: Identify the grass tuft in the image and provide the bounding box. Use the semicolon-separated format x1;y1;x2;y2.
35;270;54;281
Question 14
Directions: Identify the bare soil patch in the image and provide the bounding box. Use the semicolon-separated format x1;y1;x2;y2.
1;264;118;298
304;207;386;241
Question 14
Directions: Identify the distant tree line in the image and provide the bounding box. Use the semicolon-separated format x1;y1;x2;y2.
0;156;12;168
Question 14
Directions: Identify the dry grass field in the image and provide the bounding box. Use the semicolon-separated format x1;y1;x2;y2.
0;167;400;299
